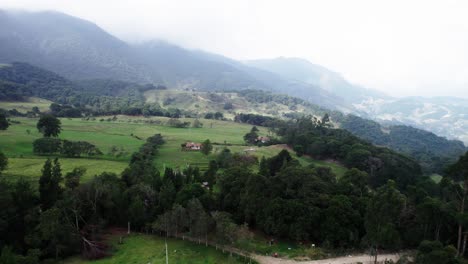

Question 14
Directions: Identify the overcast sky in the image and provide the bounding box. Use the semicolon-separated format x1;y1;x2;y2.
2;0;468;98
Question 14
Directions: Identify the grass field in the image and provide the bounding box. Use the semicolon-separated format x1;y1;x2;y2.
0;97;52;113
0;115;347;180
3;158;128;182
61;234;251;264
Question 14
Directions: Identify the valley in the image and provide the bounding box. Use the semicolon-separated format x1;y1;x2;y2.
0;6;467;264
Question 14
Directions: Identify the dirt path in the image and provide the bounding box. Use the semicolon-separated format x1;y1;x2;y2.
252;253;402;264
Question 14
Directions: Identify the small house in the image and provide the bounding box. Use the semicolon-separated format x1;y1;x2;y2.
256;136;270;143
184;142;202;151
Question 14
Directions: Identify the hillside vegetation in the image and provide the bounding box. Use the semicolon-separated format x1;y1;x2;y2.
0;61;465;175
1;116;345;181
340;115;467;173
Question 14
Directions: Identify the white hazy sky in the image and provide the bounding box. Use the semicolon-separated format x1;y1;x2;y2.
2;0;468;98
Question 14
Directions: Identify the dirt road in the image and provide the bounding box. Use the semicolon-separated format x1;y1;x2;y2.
253;253;402;264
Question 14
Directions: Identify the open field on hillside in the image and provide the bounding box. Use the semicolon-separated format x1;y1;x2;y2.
4;158;128;182
61;234;250;264
0;115;347;180
0;97;52;113
144;89;316;119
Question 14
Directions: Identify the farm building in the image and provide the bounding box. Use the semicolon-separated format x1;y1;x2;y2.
256;136;270;143
183;142;202;151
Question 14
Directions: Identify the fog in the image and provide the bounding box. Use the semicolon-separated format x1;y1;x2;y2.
2;0;468;98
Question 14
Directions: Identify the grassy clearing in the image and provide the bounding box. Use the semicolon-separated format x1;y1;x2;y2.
0;115;347;180
3;158;128;182
0;97;52;113
226;145;347;178
430;173;443;183
61;234;250;264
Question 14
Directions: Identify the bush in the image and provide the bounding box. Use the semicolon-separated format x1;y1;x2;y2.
304;248;327;260
33;138;62;154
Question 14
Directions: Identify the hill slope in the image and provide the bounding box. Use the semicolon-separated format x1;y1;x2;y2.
339;115;467;173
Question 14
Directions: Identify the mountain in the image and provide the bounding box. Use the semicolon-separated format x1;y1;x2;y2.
0;10;348;111
354;96;468;144
245;57;468;144
245;57;388;103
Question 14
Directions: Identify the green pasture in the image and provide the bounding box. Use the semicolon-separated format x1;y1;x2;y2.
3;158;128;182
61;234;251;264
0;115;346;180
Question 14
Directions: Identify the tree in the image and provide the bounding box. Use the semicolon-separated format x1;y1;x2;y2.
364;180;405;263
65;167;86;189
38;207;79;259
212;211;237;245
37;115;61;137
0;113;9;130
187;198;210;242
243;126;259;145
32;137;62;154
0;151;7;172
415;240;459;264
39;159;63;210
192;119;203;128
201;139;213;155
446;151;468;255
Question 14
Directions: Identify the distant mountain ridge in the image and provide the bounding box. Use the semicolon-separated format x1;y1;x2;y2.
245;57;389;104
0;10;347;111
245;57;468;144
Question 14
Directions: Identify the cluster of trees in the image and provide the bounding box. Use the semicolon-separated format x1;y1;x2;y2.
204;112;224;120
274;116;423;189
33;115;102;157
0;112;9;130
234;113;279;127
166;118;191;128
33;138;102;157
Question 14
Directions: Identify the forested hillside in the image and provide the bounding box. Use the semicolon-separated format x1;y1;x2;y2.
340;115;467;173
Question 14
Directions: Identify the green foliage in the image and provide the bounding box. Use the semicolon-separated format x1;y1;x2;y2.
201;139;213;155
446;151;468;182
0;151;7;172
33;137;62;154
0;113;9;130
341;115;467;174
166;118;191;128
278;116;423;189
61;140;102;157
364;180;405;250
65;167;86;189
37;115;62;137
39;159;63;210
415;240;459;264
192;119;203;128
